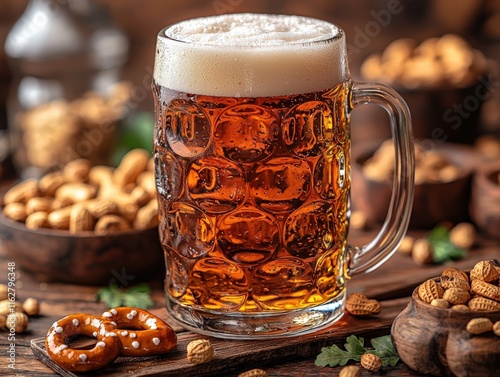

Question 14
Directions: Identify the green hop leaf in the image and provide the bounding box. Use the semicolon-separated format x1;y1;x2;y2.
96;283;153;309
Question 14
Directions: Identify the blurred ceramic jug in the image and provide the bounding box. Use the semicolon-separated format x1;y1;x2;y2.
5;0;129;178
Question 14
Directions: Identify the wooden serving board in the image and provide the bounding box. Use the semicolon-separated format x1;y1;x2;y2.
31;297;409;377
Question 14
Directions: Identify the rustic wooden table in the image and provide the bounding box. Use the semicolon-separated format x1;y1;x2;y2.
0;228;498;377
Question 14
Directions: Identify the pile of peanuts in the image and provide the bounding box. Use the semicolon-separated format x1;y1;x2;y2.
0;283;39;334
418;261;500;313
417;261;500;337
361;34;489;89
1;148;158;234
362;140;462;184
17;82;131;171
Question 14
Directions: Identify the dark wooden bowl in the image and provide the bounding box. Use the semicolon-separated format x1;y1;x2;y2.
392;286;500;377
0;213;164;285
353;77;489;145
470;163;500;239
395;83;486;145
352;142;479;229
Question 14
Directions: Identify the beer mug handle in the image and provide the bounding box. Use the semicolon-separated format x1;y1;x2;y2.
348;82;415;275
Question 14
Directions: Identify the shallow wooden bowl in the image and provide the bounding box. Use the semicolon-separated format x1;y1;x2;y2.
0;213;164;285
392;284;500;377
352;142;478;229
470;163;500;239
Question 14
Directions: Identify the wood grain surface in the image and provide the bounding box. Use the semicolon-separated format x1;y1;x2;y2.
1;229;499;376
30;296;407;377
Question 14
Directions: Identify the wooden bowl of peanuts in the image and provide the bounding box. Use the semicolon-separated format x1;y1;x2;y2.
359;35;493;144
0;149;164;285
352;140;479;229
391;261;500;377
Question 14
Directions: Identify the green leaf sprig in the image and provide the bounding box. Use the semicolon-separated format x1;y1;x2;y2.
315;335;399;368
96;283;153;309
369;335;400;367
428;225;467;263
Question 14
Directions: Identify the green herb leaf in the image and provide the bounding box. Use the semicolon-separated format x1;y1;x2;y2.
315;335;365;367
370;335;400;367
428;225;467;263
96;283;153;309
315;335;400;368
112;111;154;166
345;335;366;355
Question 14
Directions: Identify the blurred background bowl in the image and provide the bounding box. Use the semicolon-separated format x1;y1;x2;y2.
352;141;479;229
0;213;164;285
352;78;490;146
397;81;486;144
470;162;500;239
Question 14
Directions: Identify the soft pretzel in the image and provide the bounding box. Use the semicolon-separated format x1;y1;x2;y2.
45;314;121;372
102;307;177;357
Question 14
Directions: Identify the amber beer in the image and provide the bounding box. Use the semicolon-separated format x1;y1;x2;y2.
153;81;350;307
153;14;414;338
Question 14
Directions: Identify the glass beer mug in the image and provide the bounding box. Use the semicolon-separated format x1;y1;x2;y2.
152;14;414;339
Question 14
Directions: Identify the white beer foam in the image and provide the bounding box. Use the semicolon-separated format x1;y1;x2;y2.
154;14;347;97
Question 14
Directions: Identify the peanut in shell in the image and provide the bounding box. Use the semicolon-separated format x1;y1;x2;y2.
130;186;151;207
114;148;149;187
62;159;92;183
418;279;444;303
186;339;214;365
471;279;500;302
468;297;500;311
339;366;361;377
412;238;434;265
237;369;268;377
449;222;476;249
466;317;493;335
88;165;114;186
25;197;52;215
47;206;72;230
431;298;450;308
55;183;97;204
25;211;50;230
441;267;469;282
2;203;27;222
69;205;94;233
94;215;130;235
6;312;29;333
85;199;121;218
3;179;38;205
470;261;499;283
440;275;470;291
494;321;500;336
360;353;382;372
134;202;159;230
451;304;470;311
443;288;471;305
346;294;381;316
38;171;65;196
